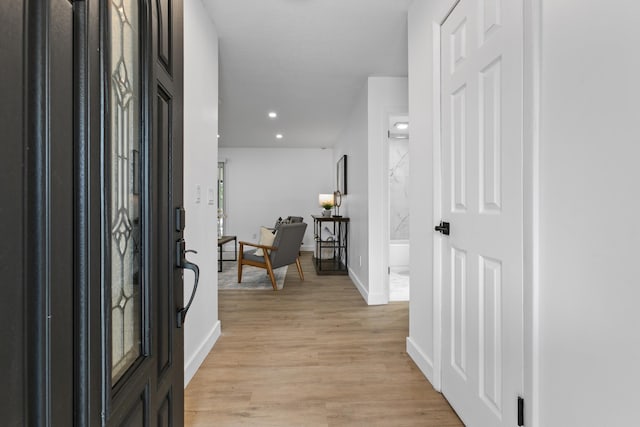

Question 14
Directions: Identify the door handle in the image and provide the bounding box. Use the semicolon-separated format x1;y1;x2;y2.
435;221;450;236
175;239;200;328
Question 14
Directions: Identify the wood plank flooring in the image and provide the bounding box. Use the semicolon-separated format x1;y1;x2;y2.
185;252;463;426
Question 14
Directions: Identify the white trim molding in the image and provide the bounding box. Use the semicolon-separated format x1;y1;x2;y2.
184;320;221;387
430;16;445;394
422;0;459;398
406;337;437;389
349;266;369;303
523;0;542;425
349;267;387;305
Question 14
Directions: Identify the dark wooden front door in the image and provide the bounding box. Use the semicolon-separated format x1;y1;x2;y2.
0;0;186;425
1;0;75;424
96;0;186;424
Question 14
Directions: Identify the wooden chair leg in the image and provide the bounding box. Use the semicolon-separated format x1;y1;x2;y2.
264;256;278;291
295;257;304;281
266;267;277;291
237;243;244;283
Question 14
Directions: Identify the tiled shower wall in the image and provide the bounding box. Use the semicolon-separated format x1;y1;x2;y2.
389;139;409;240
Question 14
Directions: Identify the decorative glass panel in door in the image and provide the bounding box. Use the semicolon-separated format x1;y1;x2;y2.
93;0;186;423
108;0;142;384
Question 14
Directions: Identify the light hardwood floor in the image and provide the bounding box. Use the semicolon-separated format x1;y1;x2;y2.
185;253;463;426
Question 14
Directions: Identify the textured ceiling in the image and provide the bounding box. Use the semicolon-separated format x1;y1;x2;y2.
203;0;411;148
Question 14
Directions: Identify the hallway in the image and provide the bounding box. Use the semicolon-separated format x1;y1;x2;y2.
185;253;462;426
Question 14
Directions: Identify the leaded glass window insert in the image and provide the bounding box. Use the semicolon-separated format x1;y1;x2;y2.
108;0;142;384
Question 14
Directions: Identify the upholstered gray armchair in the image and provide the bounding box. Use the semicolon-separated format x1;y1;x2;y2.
238;222;307;291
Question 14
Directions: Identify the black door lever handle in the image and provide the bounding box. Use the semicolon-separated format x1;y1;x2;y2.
176;240;200;328
435;221;450;236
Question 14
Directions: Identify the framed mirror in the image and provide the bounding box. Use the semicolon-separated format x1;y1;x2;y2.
337;155;347;195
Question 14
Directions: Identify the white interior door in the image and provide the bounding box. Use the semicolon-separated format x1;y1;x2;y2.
440;0;523;426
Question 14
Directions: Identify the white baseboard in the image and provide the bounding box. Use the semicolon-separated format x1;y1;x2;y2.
348;267;387;305
348;267;369;303
184;320;221;387
406;336;439;390
301;245;314;252
367;291;388;305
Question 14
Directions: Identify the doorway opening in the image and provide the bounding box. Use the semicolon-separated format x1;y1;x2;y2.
388;115;410;302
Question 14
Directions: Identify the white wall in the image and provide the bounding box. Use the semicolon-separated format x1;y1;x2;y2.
333;77;407;305
183;0;220;386
333;83;369;295
217;147;334;250
537;1;640;425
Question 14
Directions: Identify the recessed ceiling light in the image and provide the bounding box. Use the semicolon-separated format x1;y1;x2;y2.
268;111;278;119
394;122;409;130
276;133;283;139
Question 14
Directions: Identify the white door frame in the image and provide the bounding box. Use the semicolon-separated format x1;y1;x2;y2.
428;1;541;425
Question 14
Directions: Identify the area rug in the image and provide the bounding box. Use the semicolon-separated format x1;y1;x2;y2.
218;260;288;290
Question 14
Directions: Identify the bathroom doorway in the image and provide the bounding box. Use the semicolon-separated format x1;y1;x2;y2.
388;115;410;301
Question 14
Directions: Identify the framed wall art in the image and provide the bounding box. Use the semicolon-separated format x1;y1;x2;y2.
337;154;347;195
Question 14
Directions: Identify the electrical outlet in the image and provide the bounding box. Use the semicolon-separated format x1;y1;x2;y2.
195;185;201;204
252;233;257;240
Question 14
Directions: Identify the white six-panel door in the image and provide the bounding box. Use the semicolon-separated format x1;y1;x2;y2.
440;0;523;426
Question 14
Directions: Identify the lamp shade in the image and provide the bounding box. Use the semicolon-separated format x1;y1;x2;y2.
318;193;334;207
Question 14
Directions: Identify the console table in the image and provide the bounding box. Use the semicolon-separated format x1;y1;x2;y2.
311;215;349;275
217;235;237;272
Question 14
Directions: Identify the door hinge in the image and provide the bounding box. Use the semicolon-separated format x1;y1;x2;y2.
517;396;524;426
388;266;390;275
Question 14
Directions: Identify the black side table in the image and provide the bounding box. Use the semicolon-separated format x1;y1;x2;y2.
311;215;349;275
217;235;237;272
